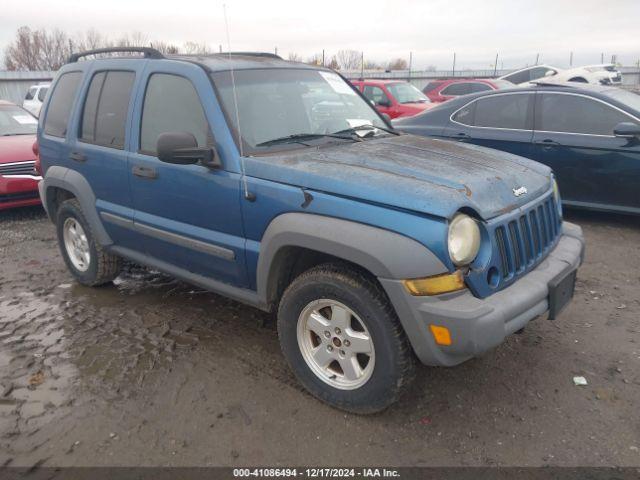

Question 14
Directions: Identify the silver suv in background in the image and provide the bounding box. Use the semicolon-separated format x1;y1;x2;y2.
22;83;50;117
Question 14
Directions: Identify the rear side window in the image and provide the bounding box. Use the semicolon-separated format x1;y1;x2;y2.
537;93;633;136
80;71;135;149
469;83;492;93
140;74;210;154
37;87;48;102
44;72;82;137
441;83;471;96
473;94;531;129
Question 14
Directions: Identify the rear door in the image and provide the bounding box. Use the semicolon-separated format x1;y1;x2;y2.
444;92;535;157
532;92;640;211
69;61;141;248
127;61;247;286
438;82;472;102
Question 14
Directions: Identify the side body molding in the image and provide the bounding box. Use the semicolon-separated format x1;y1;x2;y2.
40;166;113;246
256;213;448;302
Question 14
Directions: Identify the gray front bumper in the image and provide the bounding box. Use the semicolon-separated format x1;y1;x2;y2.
380;221;585;367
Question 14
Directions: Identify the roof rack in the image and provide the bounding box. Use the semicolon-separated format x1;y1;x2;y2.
221;52;282;59
68;47;165;63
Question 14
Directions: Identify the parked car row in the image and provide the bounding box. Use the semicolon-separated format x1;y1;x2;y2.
395;83;640;214
0;101;41;210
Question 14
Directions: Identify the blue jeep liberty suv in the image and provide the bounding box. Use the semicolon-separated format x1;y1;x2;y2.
37;47;585;413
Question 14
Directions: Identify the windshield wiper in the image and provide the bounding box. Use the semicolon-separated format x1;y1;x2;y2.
256;132;360;147
333;124;400;137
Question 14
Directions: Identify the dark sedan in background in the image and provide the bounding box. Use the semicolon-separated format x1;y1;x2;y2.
395;84;640;215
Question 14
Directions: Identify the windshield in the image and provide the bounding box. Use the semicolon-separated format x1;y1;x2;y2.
0;105;37;136
387;82;429;103
604;88;640;113
211;68;387;154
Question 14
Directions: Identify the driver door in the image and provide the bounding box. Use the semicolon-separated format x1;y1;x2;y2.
126;61;248;286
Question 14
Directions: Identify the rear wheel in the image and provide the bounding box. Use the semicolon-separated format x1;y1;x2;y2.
56;199;121;286
278;263;415;413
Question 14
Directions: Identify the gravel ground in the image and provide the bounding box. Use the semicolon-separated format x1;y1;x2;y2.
0;205;639;467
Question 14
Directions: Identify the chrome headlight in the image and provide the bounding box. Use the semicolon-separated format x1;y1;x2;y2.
448;213;481;266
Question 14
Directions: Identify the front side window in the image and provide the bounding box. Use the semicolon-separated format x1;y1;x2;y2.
386;83;429;104
363;85;391;106
211;68;387;154
538;93;633;135
441;83;471;96
44;71;83;137
80;71;135;149
0;105;37;136
140;73;210;155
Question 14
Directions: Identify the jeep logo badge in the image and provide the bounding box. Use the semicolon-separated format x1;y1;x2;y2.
513;186;528;197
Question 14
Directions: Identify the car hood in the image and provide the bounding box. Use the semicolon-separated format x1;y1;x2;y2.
398;102;434;114
0;134;36;163
244;135;552;220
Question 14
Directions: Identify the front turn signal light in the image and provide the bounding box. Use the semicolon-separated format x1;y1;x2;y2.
429;325;452;346
403;270;466;296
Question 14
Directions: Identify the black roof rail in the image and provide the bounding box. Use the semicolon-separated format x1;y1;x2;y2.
221;52;282;59
68;47;164;63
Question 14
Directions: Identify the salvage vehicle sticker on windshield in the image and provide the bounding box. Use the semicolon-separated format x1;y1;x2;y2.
13;115;37;125
319;71;356;95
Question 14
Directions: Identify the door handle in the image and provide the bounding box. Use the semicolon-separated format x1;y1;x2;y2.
69;151;87;162
132;165;158;179
535;139;561;148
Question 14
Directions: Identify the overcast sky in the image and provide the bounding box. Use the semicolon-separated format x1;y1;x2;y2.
1;0;639;70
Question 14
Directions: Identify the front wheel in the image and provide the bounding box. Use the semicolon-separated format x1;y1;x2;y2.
277;263;415;413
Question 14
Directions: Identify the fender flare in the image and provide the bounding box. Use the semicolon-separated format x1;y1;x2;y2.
41;166;113;246
256;212;447;302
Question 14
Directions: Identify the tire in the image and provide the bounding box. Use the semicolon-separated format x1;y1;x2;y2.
277;263;415;413
56;198;121;286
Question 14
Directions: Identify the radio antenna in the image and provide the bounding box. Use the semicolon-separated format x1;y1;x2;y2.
223;4;251;200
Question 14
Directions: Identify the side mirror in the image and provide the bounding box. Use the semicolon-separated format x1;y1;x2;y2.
613;122;640;139
156;132;221;168
378;99;392;108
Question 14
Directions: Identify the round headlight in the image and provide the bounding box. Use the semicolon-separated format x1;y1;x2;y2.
448;213;481;266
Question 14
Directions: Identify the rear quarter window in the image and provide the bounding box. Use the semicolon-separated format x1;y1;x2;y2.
44;72;83;137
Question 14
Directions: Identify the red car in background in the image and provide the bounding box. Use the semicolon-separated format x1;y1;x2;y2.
422;78;514;103
0;101;41;210
350;79;434;119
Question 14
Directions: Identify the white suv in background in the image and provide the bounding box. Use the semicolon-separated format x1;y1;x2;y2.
22;83;50;117
500;64;622;86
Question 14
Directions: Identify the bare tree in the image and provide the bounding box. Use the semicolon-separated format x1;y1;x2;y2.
288;52;302;62
336;49;362;70
327;55;340;70
387;58;408;70
4;26;71;70
115;31;148;48
182;41;211;55
363;59;380;69
306;53;323;66
150;41;180;55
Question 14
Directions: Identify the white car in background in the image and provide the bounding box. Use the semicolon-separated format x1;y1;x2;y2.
500;64;622;86
22;83;50;117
